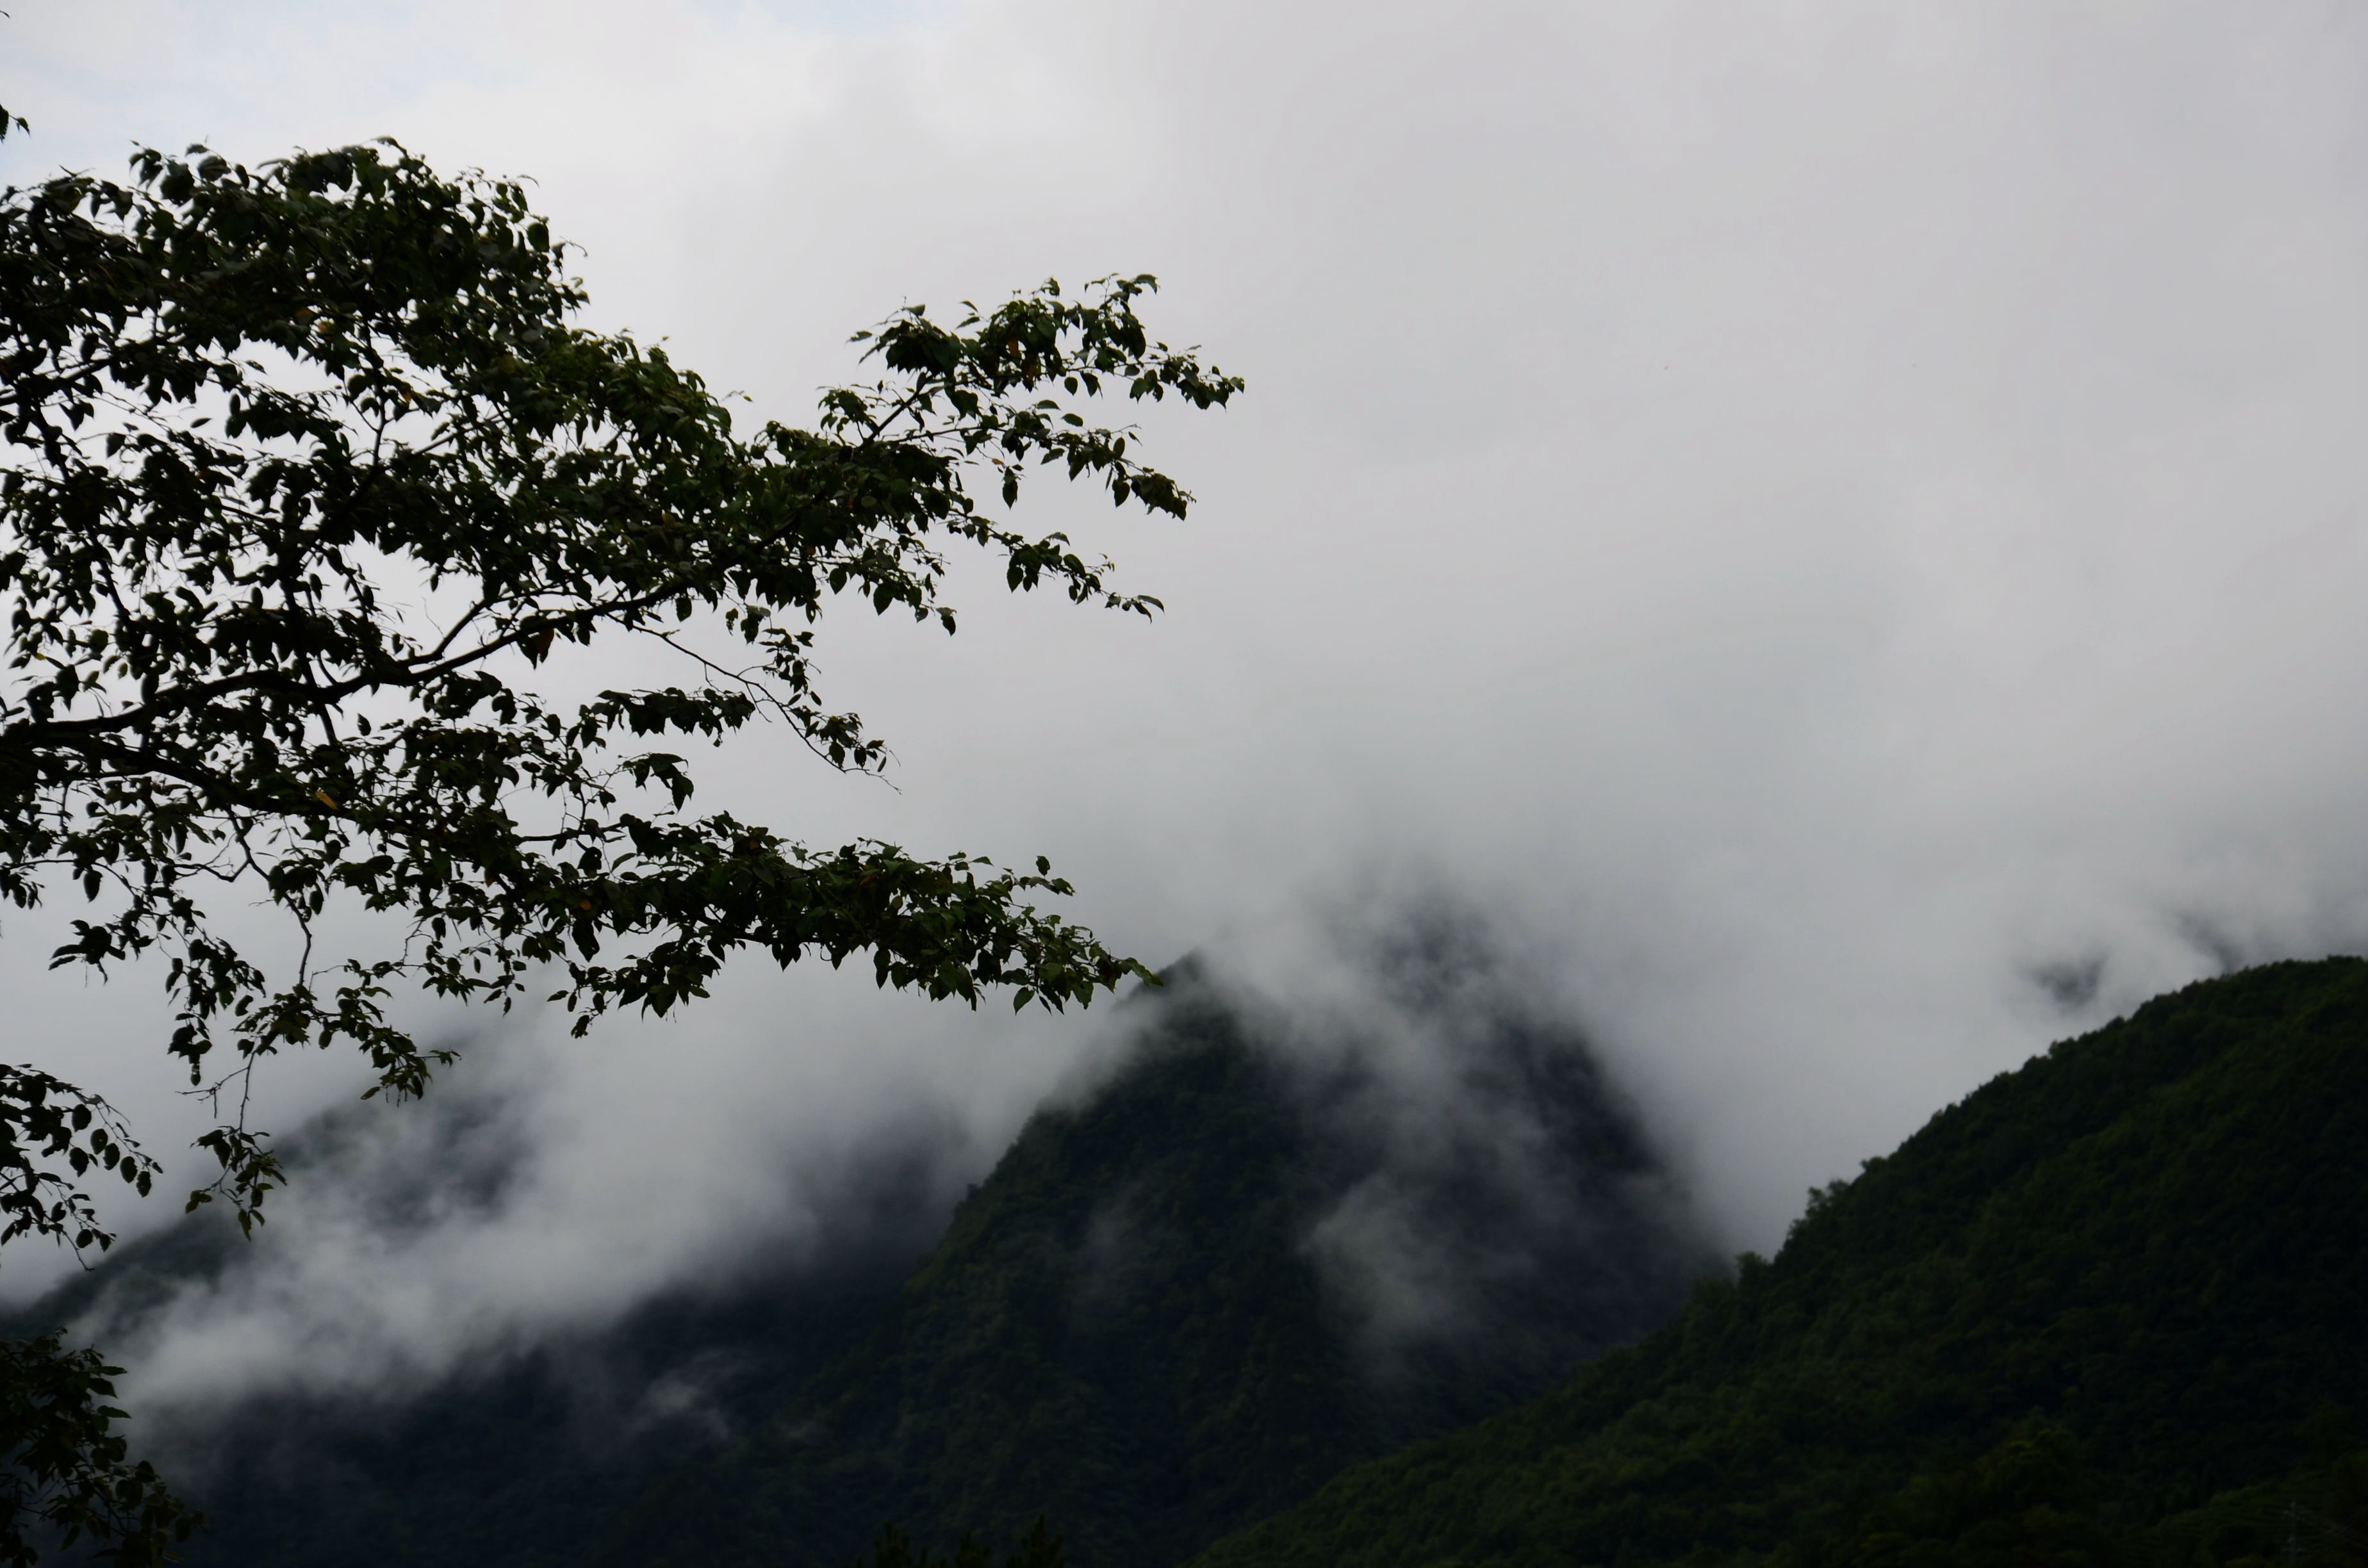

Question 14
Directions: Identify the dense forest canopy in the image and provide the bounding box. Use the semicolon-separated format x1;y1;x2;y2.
1193;959;2368;1568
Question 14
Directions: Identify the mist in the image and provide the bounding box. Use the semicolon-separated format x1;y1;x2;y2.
7;0;2368;1419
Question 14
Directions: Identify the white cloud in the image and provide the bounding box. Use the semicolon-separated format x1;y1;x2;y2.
8;0;2368;1391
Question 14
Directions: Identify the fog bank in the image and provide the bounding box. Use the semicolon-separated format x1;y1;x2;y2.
7;0;2368;1402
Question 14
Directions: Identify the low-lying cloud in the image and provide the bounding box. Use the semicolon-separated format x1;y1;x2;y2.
7;0;2368;1421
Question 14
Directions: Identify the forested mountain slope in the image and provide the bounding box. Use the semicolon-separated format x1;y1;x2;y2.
29;1141;942;1568
24;958;1707;1567
1193;958;2368;1568
591;963;1711;1567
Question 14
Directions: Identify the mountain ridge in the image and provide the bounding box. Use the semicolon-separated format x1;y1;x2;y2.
21;952;1711;1567
593;959;1713;1567
1189;956;2368;1568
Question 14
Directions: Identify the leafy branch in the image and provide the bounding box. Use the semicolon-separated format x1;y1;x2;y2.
0;129;1239;1564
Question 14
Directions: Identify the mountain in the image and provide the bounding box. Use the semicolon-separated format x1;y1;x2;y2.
1191;957;2368;1568
159;1255;913;1568
23;955;1709;1567
26;950;2367;1567
12;1128;946;1568
589;960;1712;1567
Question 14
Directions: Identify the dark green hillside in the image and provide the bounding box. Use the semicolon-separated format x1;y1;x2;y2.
67;1148;946;1568
162;1259;910;1568
595;963;1709;1568
1194;958;2368;1568
21;957;1704;1568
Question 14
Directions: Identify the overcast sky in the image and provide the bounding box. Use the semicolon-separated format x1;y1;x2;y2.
8;0;2368;1413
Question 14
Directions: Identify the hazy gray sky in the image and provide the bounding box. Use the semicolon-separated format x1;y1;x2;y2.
8;0;2368;1412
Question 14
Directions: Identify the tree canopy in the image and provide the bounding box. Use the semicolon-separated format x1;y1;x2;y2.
0;106;1236;1563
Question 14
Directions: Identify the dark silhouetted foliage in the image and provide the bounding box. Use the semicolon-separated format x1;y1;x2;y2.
0;101;1235;1562
0;1331;194;1567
